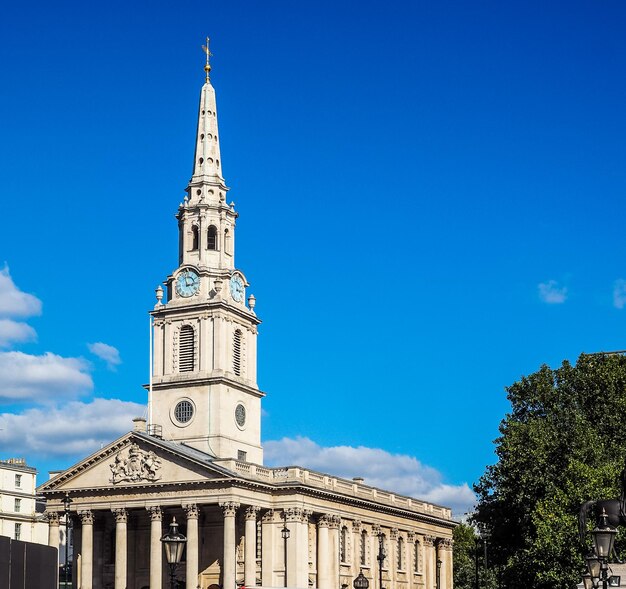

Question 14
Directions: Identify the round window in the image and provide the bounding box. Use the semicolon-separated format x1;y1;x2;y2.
174;400;194;423
235;404;246;427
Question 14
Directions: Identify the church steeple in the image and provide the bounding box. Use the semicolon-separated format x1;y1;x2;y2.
189;38;227;200
149;41;264;465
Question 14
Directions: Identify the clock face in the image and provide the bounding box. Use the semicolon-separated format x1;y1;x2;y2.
175;269;200;298
230;274;244;302
235;403;246;427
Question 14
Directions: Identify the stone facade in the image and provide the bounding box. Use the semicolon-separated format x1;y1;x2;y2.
38;45;456;589
0;457;48;545
39;430;454;589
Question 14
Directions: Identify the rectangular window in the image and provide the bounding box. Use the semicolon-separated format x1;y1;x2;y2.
15;474;21;488
14;498;21;512
237;450;247;462
15;523;21;540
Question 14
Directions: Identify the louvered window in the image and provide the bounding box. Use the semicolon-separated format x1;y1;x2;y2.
207;225;218;250
179;325;195;372
191;225;199;250
233;329;242;376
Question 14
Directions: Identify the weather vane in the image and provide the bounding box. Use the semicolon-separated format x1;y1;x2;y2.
202;36;212;82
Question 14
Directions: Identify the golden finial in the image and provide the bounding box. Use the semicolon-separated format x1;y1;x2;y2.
202;37;212;82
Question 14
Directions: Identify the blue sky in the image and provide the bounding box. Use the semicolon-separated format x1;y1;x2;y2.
1;0;626;516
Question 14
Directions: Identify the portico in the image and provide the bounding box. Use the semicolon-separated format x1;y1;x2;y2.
41;430;454;589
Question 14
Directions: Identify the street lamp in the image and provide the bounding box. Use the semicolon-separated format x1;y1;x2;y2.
376;533;386;589
281;511;290;588
62;493;72;589
354;572;369;589
161;517;187;589
436;559;442;589
591;509;617;589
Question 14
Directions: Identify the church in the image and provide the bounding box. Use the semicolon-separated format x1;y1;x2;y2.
39;44;456;589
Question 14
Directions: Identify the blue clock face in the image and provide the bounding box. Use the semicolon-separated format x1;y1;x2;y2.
230;274;244;302
175;269;200;298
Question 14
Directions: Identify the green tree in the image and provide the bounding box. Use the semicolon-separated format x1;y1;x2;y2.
473;353;626;589
453;523;498;589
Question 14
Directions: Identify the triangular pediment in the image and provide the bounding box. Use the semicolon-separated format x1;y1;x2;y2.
39;432;239;493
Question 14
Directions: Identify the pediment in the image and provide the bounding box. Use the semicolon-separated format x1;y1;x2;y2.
40;432;238;493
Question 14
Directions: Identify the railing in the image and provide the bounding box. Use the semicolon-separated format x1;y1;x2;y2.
226;460;452;520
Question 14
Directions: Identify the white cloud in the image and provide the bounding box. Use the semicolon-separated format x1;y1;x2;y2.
614;279;626;309
0;351;93;402
264;436;475;517
0;319;37;348
538;280;567;304
88;342;121;369
0;265;42;318
0;398;145;458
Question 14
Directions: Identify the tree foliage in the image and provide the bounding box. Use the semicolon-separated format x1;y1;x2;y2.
473;354;626;589
453;523;497;589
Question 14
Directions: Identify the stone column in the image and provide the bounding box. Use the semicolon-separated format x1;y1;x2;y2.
317;515;331;589
284;508;299;588
437;539;453;589
407;532;416;589
221;502;239;589
184;504;199;589
47;511;60;549
371;526;381;589
352;521;362;577
113;508;128;589
79;511;94;589
298;510;312;589
390;528;398;588
261;510;275;586
328;516;341;589
148;507;163;589
423;536;436;589
244;506;260;587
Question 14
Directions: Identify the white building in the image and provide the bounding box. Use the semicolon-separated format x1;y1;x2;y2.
0;458;48;544
39;43;456;589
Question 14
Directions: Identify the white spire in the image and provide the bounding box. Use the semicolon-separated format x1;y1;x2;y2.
190;81;224;185
189;38;225;191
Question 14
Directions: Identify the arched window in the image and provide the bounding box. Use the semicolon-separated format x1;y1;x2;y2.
207;225;218;250
179;325;195;372
233;329;242;376
414;540;421;573
360;530;368;566
340;526;348;562
191;225;199;251
397;536;404;570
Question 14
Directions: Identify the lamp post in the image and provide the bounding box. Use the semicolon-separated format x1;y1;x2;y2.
591;509;617;589
436;559;442;589
281;511;290;588
377;532;386;589
62;493;72;589
161;517;187;589
354;571;369;589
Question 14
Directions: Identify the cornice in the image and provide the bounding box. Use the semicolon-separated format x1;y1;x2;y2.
147;376;265;398
150;298;261;326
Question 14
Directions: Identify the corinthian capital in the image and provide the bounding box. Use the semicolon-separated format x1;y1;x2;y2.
147;506;163;521
245;506;261;521
79;510;94;525
220;501;240;517
112;508;128;523
183;504;199;519
45;511;61;525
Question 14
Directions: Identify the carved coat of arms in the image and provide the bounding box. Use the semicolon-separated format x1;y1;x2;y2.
110;443;162;484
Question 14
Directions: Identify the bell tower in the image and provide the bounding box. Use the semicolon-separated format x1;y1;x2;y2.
148;40;264;464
